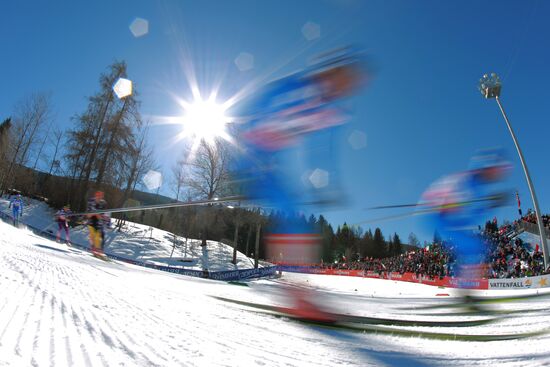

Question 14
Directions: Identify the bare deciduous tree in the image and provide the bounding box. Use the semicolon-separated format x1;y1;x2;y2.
180;139;233;245
1;93;53;191
184;140;232;200
171;160;187;201
65;61;144;209
47;127;64;176
0;118;12;193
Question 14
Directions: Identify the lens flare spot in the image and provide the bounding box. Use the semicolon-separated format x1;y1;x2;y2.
113;78;133;99
348;130;367;150
143;170;163;190
302;21;321;41
130;17;149;38
309;168;329;188
234;52;255;72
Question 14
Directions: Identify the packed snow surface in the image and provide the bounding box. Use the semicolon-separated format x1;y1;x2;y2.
0;196;257;272
2;220;550;366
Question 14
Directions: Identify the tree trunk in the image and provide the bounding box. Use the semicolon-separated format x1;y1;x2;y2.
95;98;129;186
245;226;252;257
232;221;239;265
254;223;261;269
81;90;115;208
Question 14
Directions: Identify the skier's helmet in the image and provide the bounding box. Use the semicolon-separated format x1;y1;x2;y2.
307;46;368;101
469;148;511;181
95;191;104;200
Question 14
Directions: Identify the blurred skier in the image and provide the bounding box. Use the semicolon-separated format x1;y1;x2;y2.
87;191;108;257
420;149;511;286
235;47;369;321
8;194;24;226
55;205;71;243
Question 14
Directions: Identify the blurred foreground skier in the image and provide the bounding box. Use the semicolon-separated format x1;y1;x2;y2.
420;149;511;287
236;47;369;321
8;194;24;226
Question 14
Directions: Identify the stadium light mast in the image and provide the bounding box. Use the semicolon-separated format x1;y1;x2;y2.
479;73;549;268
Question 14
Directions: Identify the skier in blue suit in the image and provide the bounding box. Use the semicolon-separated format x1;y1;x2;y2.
9;194;24;226
234;48;368;321
421;149;511;286
236;48;366;262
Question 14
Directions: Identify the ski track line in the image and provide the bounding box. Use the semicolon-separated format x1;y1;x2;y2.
72;281;164;366
0;249;44;365
23;253;56;366
0;257;41;346
97;302;175;365
2;263;42;365
61;301;90;366
49;268;72;367
68;296;110;366
60;264;123;366
0;260;21;316
96;282;211;364
26;244;106;366
70;257;171;366
33;286;51;366
106;285;195;365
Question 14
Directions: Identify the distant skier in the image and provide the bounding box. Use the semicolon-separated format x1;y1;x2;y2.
8;194;24;226
55;205;71;243
420;149;511;286
87;191;108;257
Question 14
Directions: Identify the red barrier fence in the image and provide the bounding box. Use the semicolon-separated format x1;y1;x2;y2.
278;265;488;290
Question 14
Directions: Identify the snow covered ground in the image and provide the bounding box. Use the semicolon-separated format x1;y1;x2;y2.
2;219;550;366
0;196;257;272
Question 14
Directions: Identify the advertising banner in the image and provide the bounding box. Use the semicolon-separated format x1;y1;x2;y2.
489;275;550;290
277;265;488;289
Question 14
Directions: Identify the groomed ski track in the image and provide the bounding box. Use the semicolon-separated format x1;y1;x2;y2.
2;220;550;366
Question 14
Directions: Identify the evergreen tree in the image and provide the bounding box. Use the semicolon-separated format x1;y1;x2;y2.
360;229;374;259
318;215;335;263
307;214;318;230
433;230;442;244
408;232;420;248
392;233;403;256
387;235;394;257
373;227;386;258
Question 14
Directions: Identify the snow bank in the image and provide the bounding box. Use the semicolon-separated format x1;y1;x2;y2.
0;195;260;273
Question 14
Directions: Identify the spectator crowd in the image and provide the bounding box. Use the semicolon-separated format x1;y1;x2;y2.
522;209;550;233
321;213;550;280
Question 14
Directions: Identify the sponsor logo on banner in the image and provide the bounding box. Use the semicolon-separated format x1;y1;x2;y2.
489;275;550;289
490;281;526;289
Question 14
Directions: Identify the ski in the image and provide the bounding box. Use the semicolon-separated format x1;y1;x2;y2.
68;195;245;216
423;306;549;317
367;194;507;210
358;194;510;225
402;292;550;312
212;296;545;341
211;296;497;327
91;253;111;262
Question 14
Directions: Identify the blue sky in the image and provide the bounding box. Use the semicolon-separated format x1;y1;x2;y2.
1;0;549;243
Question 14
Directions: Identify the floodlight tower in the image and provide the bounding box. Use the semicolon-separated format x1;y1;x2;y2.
479;73;549;268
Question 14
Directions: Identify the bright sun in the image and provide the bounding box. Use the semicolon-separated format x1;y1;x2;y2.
179;98;231;143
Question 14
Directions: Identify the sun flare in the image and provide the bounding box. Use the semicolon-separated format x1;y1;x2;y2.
175;97;233;146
